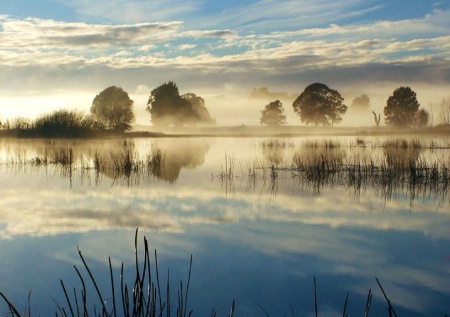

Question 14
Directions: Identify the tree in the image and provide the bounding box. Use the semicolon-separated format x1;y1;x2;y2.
372;111;381;127
384;86;420;127
416;109;429;127
250;87;290;100
351;94;370;113
292;83;347;126
182;93;215;125
438;97;450;125
91;86;135;131
147;82;214;127
260;100;287;126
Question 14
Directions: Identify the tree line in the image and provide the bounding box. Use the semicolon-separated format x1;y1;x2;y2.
0;82;216;137
260;83;437;128
0;81;449;138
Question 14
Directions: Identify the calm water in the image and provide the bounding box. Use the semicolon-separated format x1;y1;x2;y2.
0;136;449;316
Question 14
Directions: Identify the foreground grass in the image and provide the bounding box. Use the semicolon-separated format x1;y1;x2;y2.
2;229;445;317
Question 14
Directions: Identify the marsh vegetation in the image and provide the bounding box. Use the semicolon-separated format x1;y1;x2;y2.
1;135;449;316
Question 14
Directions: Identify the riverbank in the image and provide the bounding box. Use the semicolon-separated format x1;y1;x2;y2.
129;124;450;138
1;124;449;139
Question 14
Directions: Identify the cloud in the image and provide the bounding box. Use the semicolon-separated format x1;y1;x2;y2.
2;11;449;74
0;16;182;48
52;0;200;23
177;44;196;51
1;160;449;240
183;29;237;39
192;0;379;31
1;7;450;118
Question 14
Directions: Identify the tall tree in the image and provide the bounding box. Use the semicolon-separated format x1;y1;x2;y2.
147;81;196;127
260;100;287;126
147;82;215;127
438;97;450;125
351;94;370;113
416;109;429;127
292;83;347;126
182;93;215;125
91;86;135;131
384;86;420;127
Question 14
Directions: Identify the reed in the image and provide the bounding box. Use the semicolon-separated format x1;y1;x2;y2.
215;152;235;182
260;139;295;149
303;139;341;149
1;230;446;316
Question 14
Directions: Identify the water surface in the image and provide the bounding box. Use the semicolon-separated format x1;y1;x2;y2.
0;136;449;316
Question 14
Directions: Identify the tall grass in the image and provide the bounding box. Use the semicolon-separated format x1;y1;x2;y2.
0;142;166;185
0;110;101;138
216;138;450;201
0;229;437;316
0;229;198;317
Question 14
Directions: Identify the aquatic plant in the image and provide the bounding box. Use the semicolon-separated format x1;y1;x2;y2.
1;229;439;316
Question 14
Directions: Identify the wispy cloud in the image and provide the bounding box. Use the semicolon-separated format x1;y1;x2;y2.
51;0;200;23
1;12;449;71
0;17;182;48
190;0;379;31
1;4;449;112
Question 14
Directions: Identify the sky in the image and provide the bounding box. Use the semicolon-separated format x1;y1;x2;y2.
1;0;450;125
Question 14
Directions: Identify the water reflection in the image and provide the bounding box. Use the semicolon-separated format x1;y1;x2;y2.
153;139;209;183
382;139;422;167
0;138;210;185
260;139;293;166
0;136;449;316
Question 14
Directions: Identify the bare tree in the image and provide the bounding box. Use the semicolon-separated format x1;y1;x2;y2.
372;111;380;127
439;97;450;125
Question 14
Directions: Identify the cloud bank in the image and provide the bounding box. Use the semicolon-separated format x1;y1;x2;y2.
0;2;449;124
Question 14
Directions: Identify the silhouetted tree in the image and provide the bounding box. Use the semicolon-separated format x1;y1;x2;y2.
416;109;429;127
250;87;291;100
182;93;216;125
33;109;95;137
292;83;347;126
147;82;214;127
438;97;450;125
351;94;370;113
260;100;287;126
372;111;381;127
91;86;135;131
384;86;420;127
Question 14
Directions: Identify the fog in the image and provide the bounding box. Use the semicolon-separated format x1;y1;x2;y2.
0;81;449;128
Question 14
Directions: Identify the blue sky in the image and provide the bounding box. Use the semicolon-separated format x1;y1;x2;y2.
1;0;450;125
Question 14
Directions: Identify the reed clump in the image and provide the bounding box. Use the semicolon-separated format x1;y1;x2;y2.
1;229;439;316
303;139;341;149
0;229;198;317
0;142;168;185
260;139;295;149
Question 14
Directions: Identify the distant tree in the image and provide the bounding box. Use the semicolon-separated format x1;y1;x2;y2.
416;109;429;127
292;83;347;126
384;86;420;127
351;94;370;113
147;82;214;127
372;111;381;127
260;100;287;126
438;97;450;125
250;87;290;100
182;93;216;125
91;86;135;131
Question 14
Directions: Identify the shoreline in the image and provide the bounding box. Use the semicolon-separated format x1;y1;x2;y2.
1;124;449;139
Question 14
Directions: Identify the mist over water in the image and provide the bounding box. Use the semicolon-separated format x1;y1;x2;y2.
1;1;450;315
0;135;449;316
1;82;447;128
